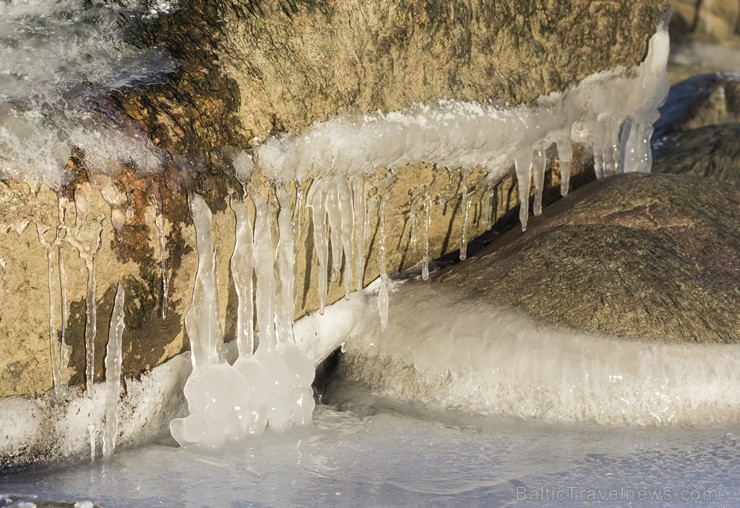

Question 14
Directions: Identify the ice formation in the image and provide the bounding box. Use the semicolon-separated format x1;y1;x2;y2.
169;192;315;451
166;23;670;449
256;24;670;232
103;282;125;460
0;8;675;459
340;282;740;427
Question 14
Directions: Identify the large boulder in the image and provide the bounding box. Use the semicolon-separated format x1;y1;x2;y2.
653;124;740;186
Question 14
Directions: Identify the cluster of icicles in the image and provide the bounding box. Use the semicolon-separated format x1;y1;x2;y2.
170;165;316;450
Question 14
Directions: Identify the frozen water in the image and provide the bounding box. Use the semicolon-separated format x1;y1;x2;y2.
102;282;125;460
255;26;669;234
1;405;737;507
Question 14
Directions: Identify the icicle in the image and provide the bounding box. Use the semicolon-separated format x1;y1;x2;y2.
153;197;169;320
230;198;254;357
57;196;69;394
89;424;96;463
352;176;367;291
253;196;276;353
293;180;304;247
602;116;623;177
325;182;343;283
513;149;533;232
184;194;223;368
102;282;125;460
408;213;418;253
421;195;432;281
231;195;273;438
336;178;354;299
377;198;389;329
275;184;296;344
590;122;606;179
532;141;547;217
66;185;103;393
555;135;573;196
484;188;495;231
459;185;471;261
36;224;66;401
621;119;654;174
306;181;329;314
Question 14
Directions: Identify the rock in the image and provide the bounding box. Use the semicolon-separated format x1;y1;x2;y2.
0;0;668;399
653;124;740;186
436;173;740;343
655;73;740;138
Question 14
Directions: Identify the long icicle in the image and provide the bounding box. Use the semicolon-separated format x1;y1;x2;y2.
513;148;533;232
459;184;471;261
377;197;389;329
532;141;547;217
253;196;276;353
153;193;169;320
352;176;367;291
422;195;432;281
184;193;223;368
230;197;255;357
57;196;69;397
36;224;65;400
337;177;354;299
102;282;125;460
307;181;329;314
276;184;296;344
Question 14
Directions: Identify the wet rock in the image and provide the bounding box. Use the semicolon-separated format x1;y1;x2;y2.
436;173;740;343
655;73;740;138
653;124;740;186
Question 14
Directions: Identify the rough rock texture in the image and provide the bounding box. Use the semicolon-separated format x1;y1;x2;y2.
653;124;740;186
0;0;667;398
436;173;740;343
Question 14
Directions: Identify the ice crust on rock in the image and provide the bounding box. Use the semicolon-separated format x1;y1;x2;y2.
341;283;740;427
257;25;669;231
